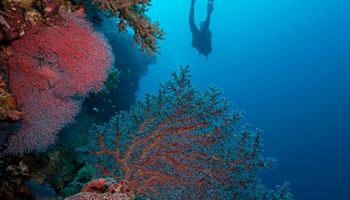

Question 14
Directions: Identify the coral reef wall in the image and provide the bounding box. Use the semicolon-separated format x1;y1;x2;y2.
85;32;156;121
81;3;156;121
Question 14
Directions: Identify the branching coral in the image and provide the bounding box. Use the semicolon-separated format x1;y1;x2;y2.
79;66;292;199
91;0;164;54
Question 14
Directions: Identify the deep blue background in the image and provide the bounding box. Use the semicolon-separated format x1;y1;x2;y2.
138;0;350;199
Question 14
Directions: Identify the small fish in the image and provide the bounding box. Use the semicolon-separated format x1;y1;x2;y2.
93;107;99;112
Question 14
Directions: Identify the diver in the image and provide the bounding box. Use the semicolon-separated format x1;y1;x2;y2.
189;0;214;59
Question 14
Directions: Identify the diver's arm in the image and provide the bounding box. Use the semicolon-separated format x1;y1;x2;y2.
203;1;214;31
189;0;199;33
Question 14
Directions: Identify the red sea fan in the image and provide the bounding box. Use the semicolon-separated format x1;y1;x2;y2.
79;66;292;199
4;11;112;155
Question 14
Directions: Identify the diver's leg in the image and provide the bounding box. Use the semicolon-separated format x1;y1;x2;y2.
202;0;214;31
190;0;199;33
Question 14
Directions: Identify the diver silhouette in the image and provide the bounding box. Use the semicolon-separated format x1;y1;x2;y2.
189;0;214;59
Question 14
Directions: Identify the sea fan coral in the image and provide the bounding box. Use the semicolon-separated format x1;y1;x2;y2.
79;66;292;199
3;10;112;155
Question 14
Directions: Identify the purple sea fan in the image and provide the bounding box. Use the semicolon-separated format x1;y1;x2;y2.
79;66;292;199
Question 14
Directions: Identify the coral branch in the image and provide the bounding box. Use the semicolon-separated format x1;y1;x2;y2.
91;0;164;54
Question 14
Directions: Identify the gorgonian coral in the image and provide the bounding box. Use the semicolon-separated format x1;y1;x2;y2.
79;66;292;199
2;10;112;155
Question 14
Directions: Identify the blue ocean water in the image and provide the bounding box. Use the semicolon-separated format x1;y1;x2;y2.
138;0;350;199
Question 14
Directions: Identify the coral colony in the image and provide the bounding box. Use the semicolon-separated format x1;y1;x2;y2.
77;66;292;199
91;0;164;54
5;10;112;154
0;0;292;199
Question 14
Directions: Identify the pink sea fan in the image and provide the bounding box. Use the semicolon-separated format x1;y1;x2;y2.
4;11;112;155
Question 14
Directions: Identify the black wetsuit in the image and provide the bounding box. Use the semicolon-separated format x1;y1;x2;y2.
189;0;213;58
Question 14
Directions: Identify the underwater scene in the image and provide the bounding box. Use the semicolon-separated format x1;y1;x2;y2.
0;0;349;199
